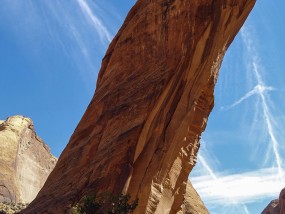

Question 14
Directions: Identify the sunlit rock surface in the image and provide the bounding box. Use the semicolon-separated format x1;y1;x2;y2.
24;0;256;213
180;181;209;214
0;115;57;204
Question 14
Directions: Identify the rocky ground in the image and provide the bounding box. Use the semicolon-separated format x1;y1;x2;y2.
0;202;28;214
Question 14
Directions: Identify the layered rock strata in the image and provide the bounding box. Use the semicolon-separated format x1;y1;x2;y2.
24;0;256;213
0;115;57;204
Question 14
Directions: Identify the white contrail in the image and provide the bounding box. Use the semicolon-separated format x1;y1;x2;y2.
244;206;250;214
197;154;250;214
240;28;283;178
222;27;283;177
221;84;274;110
198;154;217;180
77;0;112;44
253;63;283;178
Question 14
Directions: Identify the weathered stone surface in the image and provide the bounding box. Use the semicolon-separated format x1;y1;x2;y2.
180;181;209;214
0;115;57;204
262;188;285;214
0;202;28;214
280;188;285;214
24;0;256;213
262;199;280;214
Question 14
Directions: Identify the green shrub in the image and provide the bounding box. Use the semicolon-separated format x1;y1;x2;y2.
110;194;138;214
71;193;138;214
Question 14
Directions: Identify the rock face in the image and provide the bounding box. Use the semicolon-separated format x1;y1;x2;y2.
24;0;256;213
262;188;285;214
0;115;57;204
181;181;209;214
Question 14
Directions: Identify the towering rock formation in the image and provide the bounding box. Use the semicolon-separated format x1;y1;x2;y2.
24;0;256;213
0;115;57;204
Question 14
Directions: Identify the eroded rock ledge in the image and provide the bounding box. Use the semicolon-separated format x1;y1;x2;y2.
24;0;256;213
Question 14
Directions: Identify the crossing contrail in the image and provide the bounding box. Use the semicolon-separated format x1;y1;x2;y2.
221;84;274;110
221;28;283;178
237;28;283;177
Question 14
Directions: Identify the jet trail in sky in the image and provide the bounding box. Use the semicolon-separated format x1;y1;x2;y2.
232;28;283;177
221;84;274;110
77;0;112;44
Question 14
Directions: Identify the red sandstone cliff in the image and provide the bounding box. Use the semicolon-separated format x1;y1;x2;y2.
23;0;256;213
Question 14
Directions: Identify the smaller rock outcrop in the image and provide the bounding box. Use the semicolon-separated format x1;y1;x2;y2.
262;188;285;214
181;181;209;214
0;115;57;204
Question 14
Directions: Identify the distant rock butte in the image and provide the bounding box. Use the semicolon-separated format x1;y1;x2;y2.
262;188;285;214
0;115;57;204
24;0;256;213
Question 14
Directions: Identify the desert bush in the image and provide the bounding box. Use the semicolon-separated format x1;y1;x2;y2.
71;193;138;214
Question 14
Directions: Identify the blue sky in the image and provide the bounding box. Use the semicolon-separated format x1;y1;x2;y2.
0;1;284;213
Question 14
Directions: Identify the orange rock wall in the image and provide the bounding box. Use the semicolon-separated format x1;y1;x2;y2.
262;188;285;214
23;0;256;213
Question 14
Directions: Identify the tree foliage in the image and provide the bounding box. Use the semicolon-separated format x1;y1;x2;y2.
71;193;138;214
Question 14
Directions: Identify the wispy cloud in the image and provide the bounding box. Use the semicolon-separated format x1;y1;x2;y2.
192;167;284;205
194;147;283;212
195;152;251;213
76;0;112;45
39;0;117;87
